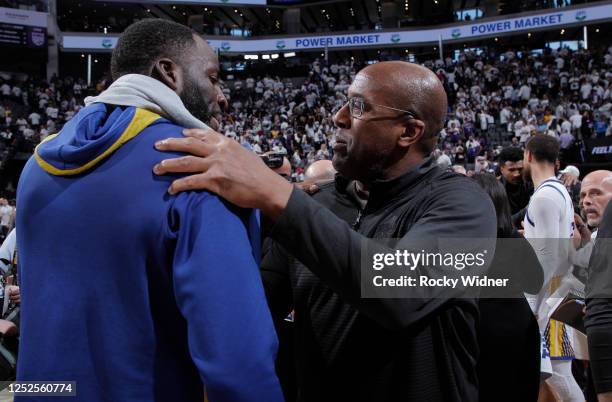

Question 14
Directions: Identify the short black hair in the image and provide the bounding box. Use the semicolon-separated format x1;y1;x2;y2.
498;147;523;165
525;134;560;164
111;19;196;80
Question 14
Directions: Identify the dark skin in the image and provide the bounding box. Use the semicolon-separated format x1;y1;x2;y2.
500;160;523;186
151;34;227;130
152;61;448;220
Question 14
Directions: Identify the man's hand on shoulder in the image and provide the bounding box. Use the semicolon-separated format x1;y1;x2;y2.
153;128;293;220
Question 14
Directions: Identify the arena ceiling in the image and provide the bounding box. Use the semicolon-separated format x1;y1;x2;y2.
56;0;604;35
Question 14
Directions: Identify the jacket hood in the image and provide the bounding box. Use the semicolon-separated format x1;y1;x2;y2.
35;104;160;176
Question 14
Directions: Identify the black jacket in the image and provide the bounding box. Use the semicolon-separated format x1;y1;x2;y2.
585;202;612;394
477;230;543;402
500;176;533;219
263;157;497;402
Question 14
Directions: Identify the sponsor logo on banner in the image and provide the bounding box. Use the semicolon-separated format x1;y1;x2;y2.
30;29;45;47
276;40;286;49
451;28;461;38
575;10;587;20
391;34;400;43
102;38;113;48
220;42;231;51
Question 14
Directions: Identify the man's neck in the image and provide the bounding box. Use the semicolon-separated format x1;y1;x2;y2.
530;164;556;188
372;154;425;185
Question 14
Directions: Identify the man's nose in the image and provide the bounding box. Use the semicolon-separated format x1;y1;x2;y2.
333;103;350;129
217;88;228;112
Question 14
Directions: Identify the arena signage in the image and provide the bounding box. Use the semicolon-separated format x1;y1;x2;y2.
0;7;47;28
469;13;563;35
61;2;612;52
583;136;612;165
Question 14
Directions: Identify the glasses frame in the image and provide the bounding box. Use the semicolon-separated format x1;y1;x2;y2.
344;97;416;120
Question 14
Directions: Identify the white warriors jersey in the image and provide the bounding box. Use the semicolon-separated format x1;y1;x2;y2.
524;177;575;327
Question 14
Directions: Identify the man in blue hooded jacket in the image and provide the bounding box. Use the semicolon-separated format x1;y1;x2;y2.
15;19;284;402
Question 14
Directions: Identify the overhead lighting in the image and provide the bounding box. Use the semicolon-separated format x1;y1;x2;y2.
596;28;600;32
283;52;296;57
271;54;279;59
494;37;498;41
81;54;85;58
561;29;565;34
528;32;531;37
103;27;108;34
146;8;150;12
244;54;259;60
204;7;207;11
262;54;270;59
234;9;238;13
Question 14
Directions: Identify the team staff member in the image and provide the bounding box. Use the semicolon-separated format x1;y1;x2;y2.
154;61;497;401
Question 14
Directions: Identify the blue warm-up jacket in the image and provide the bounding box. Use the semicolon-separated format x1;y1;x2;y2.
15;104;284;402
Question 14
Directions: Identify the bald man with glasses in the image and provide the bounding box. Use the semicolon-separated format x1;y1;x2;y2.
153;61;497;402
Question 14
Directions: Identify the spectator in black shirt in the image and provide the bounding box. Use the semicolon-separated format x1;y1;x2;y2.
473;174;542;402
154;61;497;402
498;146;534;226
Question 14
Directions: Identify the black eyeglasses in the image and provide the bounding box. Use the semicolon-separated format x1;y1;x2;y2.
338;96;416;120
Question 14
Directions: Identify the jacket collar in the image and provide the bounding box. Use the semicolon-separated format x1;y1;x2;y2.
365;156;439;212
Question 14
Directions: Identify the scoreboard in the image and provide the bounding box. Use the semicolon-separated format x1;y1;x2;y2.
0;23;46;47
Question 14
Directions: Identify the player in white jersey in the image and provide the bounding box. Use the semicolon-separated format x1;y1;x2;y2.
522;135;582;402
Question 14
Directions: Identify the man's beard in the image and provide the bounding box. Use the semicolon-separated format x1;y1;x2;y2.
180;77;212;124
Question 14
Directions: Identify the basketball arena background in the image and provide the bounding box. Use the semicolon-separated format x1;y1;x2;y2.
0;0;611;194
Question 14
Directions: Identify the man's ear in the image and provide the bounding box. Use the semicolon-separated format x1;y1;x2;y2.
398;119;426;148
151;58;183;92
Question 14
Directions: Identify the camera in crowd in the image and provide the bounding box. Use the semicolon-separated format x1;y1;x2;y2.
260;152;286;169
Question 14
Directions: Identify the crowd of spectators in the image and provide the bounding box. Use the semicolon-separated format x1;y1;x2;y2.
0;74;102;201
218;45;612;180
0;45;611;194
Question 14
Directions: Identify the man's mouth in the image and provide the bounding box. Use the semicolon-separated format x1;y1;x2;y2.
335;132;348;145
585;208;598;217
